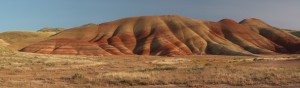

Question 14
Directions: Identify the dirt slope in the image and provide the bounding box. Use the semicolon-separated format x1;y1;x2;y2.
20;15;300;56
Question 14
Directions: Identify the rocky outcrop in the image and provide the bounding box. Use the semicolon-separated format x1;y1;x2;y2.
20;15;300;56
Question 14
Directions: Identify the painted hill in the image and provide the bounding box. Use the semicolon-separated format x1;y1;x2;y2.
240;18;300;53
20;15;300;56
0;31;56;50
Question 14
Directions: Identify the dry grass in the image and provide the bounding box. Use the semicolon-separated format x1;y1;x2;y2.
196;65;300;85
0;39;9;46
0;52;104;72
97;72;153;85
150;58;191;65
88;64;300;87
87;57;300;87
0;46;16;56
102;72;151;79
0;53;299;87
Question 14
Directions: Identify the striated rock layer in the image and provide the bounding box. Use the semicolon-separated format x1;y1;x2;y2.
20;15;300;56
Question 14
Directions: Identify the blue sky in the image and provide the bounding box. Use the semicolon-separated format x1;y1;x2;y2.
0;0;300;32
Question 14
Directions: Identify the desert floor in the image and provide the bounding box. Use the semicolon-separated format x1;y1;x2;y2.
0;53;299;88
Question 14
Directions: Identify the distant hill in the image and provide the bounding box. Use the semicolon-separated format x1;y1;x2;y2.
282;29;295;32
290;31;300;37
0;31;56;50
21;15;300;56
280;29;300;38
37;28;65;33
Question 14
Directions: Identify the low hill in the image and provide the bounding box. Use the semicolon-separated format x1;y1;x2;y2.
290;31;300;37
0;31;56;50
37;28;65;33
21;15;300;56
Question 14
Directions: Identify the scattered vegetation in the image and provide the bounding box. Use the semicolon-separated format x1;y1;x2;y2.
253;58;264;61
0;53;299;87
0;46;16;56
45;62;56;67
141;67;178;72
91;64;300;86
81;23;97;27
97;72;153;85
72;73;85;79
194;65;300;85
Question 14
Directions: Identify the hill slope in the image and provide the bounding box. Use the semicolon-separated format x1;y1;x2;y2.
240;18;300;53
20;15;300;56
0;31;56;50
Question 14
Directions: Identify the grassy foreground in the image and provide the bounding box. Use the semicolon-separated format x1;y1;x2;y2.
0;52;299;88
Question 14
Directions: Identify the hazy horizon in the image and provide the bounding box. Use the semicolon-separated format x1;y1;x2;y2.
1;0;300;32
